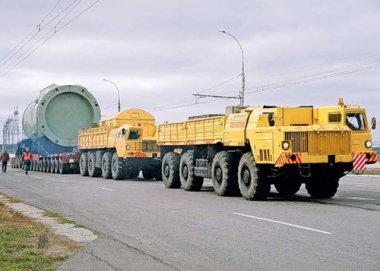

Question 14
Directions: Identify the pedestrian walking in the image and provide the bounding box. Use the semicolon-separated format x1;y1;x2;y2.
0;150;10;173
22;147;32;175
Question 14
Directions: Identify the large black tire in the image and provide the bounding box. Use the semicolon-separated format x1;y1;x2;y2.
43;160;48;172
238;152;270;200
30;160;35;171
154;163;163;181
54;160;59;174
79;153;89;176
88;152;101;177
111;152;126;180
274;176;301;197
142;168;154;179
180;151;203;191
38;161;43;172
306;176;339;199
127;167;140;178
211;151;239;196
41;160;45;172
50;160;55;173
46;160;51;173
162;152;181;188
101;152;112;179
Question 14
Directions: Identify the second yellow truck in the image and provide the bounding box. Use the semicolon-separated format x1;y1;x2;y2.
78;108;161;180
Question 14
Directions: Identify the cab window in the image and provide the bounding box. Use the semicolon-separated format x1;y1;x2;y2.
128;130;140;140
346;113;366;131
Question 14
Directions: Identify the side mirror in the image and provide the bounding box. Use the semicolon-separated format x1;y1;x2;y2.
268;113;275;127
371;117;376;130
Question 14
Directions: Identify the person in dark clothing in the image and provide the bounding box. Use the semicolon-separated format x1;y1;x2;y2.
22;147;32;175
1;150;10;173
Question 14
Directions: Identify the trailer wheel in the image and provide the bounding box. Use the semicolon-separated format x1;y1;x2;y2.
101;152;112;179
274;176;301;197
180;151;203;191
88;152;101;177
43;160;48;172
238;152;270;200
211;151;239;196
45;160;50;173
30;160;34;171
58;161;69;174
38;160;43;172
49;160;54;173
162;152;181;188
79;153;89;176
54;160;60;174
111;152;126;180
306;176;339;199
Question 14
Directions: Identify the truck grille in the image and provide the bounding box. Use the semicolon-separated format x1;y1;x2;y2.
142;140;159;152
285;131;351;155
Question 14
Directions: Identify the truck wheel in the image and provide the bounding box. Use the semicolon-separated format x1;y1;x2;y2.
154;163;163;181
142;168;154;179
101;152;112;179
126;166;139;178
211;151;239;196
38;161;43;172
162;152;181;188
88;152;101;177
180;151;203;191
274;176;301;197
306;176;339;199
111;152;126;180
80;153;89;176
30;160;34;171
238;152;270;200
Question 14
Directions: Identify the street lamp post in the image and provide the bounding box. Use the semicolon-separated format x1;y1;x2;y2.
103;78;121;112
219;30;245;107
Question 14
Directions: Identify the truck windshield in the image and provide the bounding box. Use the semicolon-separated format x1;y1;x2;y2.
346;113;366;131
128;130;141;140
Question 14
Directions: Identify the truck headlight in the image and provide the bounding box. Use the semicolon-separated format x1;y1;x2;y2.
282;141;290;150
365;140;372;148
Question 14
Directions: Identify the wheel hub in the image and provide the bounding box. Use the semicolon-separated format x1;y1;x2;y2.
242;168;251;186
215;167;222;184
164;164;170;178
182;165;188;180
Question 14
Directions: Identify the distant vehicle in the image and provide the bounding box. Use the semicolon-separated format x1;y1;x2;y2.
157;98;377;200
11;84;101;173
77;108;161;180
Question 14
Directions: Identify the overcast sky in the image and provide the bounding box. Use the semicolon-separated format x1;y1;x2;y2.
0;0;379;142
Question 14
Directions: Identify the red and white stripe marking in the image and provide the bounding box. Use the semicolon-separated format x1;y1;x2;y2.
353;153;366;170
275;152;302;167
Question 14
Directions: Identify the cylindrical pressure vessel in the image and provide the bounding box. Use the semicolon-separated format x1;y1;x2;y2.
22;84;101;148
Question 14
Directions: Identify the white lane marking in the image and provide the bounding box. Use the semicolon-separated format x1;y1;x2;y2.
32;176;42;179
347;175;380;178
98;187;114;192
346;197;376;201
233;212;332;235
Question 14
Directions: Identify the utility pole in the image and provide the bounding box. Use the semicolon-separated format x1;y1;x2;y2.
193;30;245;106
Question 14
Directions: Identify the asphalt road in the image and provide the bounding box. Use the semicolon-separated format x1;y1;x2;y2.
0;168;379;271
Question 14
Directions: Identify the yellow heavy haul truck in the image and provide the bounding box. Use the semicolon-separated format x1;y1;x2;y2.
78;108;161;180
157;98;376;200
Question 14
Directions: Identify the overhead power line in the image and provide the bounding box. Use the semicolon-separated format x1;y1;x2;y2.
0;0;100;77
